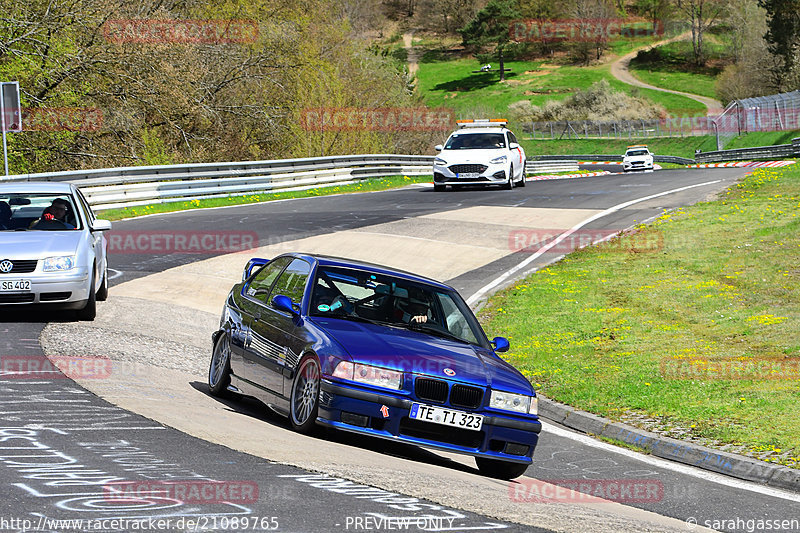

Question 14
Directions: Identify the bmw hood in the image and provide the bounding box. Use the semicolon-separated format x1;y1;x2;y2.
312;317;531;392
0;231;83;259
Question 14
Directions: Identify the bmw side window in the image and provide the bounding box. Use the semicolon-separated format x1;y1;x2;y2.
269;258;311;307
246;257;291;304
508;132;517;144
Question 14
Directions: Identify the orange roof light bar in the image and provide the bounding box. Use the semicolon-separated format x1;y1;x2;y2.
456;118;508;128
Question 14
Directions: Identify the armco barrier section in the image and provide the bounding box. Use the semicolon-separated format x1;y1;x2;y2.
696;142;799;163
1;155;435;210
533;154;696;165
526;160;579;174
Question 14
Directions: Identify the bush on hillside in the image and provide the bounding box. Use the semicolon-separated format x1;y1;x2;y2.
508;80;665;122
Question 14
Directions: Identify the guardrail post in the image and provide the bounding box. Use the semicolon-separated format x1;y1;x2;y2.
793;138;800;156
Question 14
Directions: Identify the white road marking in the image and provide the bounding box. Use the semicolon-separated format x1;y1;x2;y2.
107;268;123;280
542;423;800;503
466;179;722;305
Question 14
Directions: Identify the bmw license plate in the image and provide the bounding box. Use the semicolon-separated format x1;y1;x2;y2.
0;280;31;292
457;172;480;179
409;403;483;431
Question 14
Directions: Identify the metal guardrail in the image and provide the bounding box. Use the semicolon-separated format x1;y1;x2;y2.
526;160;579;174
534;154;697;165
1;154;435;210
696;141;799;163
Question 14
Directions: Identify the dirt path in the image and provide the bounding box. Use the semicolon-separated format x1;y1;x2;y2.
403;31;419;78
610;32;723;116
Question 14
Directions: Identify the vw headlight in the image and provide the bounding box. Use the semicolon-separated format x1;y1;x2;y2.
332;361;403;390
490;155;507;164
43;255;76;272
434;158;447;166
490;390;533;414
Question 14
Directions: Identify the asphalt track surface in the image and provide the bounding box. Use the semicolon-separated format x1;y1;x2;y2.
3;168;800;532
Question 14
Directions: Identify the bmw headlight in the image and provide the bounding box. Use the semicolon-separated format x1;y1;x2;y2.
490;390;533;414
43;255;76;272
332;361;403;390
434;158;447;166
490;155;507;164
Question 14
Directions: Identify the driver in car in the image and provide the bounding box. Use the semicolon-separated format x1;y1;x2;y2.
30;199;75;230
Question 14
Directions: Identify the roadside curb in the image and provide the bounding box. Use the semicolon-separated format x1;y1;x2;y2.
687;161;796;168
538;395;800;493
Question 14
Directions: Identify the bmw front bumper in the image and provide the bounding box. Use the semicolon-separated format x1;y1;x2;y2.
317;379;541;463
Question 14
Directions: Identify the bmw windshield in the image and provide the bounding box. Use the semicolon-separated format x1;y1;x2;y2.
309;266;489;348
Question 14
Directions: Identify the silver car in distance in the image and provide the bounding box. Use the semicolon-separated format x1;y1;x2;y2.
0;182;111;320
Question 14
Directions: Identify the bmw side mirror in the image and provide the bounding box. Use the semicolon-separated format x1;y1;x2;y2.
492;336;510;353
91;219;112;232
272;294;298;315
509;142;520;149
434;145;443;152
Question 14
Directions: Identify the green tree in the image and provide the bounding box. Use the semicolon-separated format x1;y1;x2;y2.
758;0;800;89
460;0;521;82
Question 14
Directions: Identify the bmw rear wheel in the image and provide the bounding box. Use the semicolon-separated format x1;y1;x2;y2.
475;457;529;479
290;355;321;434
208;334;232;397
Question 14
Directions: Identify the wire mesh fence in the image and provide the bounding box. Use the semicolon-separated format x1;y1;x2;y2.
714;91;800;149
523;117;716;140
521;90;800;148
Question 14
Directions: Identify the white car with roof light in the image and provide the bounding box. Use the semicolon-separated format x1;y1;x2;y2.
0;182;111;320
623;145;654;172
433;119;526;191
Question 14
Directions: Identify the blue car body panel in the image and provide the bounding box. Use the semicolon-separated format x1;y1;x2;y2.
215;253;541;465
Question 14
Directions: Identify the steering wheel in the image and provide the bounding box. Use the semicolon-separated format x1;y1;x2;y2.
330;295;354;315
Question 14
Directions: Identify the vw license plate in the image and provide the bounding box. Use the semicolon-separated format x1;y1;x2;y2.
0;280;31;292
457;172;480;179
409;403;483;431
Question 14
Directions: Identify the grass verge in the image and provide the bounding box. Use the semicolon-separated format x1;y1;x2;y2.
97;175;430;221
480;164;800;467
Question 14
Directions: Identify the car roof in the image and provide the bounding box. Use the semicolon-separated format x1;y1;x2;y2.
449;128;509;135
0;182;75;194
288;253;454;291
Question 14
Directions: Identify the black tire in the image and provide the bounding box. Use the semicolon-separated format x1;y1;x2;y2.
433;183;446;192
290;354;321;434
96;264;108;301
504;167;514;190
76;269;97;321
208;334;232;397
518;161;526;187
475;457;529;480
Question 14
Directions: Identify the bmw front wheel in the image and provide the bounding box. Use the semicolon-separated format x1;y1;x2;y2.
475;457;529;479
290;355;321;434
208;334;232;397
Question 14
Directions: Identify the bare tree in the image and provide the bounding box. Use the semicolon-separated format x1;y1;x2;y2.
675;0;726;66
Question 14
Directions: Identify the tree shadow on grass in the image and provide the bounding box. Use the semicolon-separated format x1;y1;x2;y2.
432;70;520;93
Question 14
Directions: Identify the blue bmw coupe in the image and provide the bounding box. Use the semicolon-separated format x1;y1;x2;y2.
209;253;540;479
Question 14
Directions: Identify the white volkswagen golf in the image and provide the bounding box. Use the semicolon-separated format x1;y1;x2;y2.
433;119;526;192
0;182;111;320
